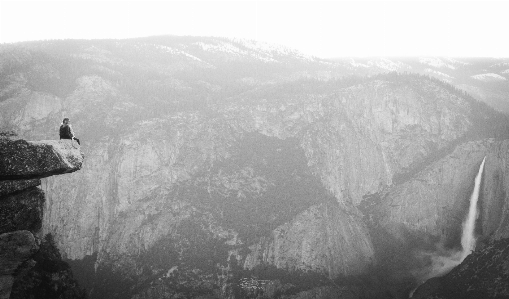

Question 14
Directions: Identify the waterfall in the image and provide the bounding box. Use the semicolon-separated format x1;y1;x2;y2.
460;156;486;259
410;157;486;298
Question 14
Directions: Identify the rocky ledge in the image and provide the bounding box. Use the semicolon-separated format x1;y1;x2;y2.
0;135;84;180
0;133;84;299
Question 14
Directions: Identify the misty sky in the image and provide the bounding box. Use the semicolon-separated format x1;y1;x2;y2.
0;0;508;58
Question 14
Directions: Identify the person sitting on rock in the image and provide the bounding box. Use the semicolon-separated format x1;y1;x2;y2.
59;118;80;145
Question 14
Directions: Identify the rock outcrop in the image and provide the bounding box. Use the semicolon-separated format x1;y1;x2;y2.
0;187;45;235
0;179;41;197
0;133;84;299
0;137;83;180
412;238;509;299
0;231;38;299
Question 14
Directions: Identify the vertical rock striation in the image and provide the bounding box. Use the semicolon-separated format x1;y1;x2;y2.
244;201;375;278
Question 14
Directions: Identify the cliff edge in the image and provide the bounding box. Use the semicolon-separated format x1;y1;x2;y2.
0;132;84;299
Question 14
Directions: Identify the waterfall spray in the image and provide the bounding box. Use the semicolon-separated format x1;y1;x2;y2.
410;157;486;298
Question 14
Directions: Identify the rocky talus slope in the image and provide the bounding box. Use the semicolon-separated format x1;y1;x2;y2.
0;132;84;299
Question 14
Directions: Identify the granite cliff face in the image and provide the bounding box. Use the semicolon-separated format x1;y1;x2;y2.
244;202;375;278
225;77;480;204
0;133;84;299
36;76;506;298
377;139;509;243
356;139;509;294
1;37;509;298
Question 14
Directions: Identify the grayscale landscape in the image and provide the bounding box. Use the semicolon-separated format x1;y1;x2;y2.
1;1;509;299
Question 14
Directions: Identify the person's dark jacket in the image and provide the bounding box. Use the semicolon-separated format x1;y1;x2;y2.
59;124;73;139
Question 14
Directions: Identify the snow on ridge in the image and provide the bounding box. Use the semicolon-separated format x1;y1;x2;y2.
348;58;370;68
471;73;507;81
194;41;278;63
154;44;216;68
230;38;289;54
228;37;316;61
194;38;317;63
155;45;179;54
419;57;456;69
442;57;471;66
348;58;407;71
376;58;407;71
425;68;453;78
490;62;509;68
155;45;202;61
194;41;243;55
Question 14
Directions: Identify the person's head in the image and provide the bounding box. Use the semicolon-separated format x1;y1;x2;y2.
63;118;69;124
